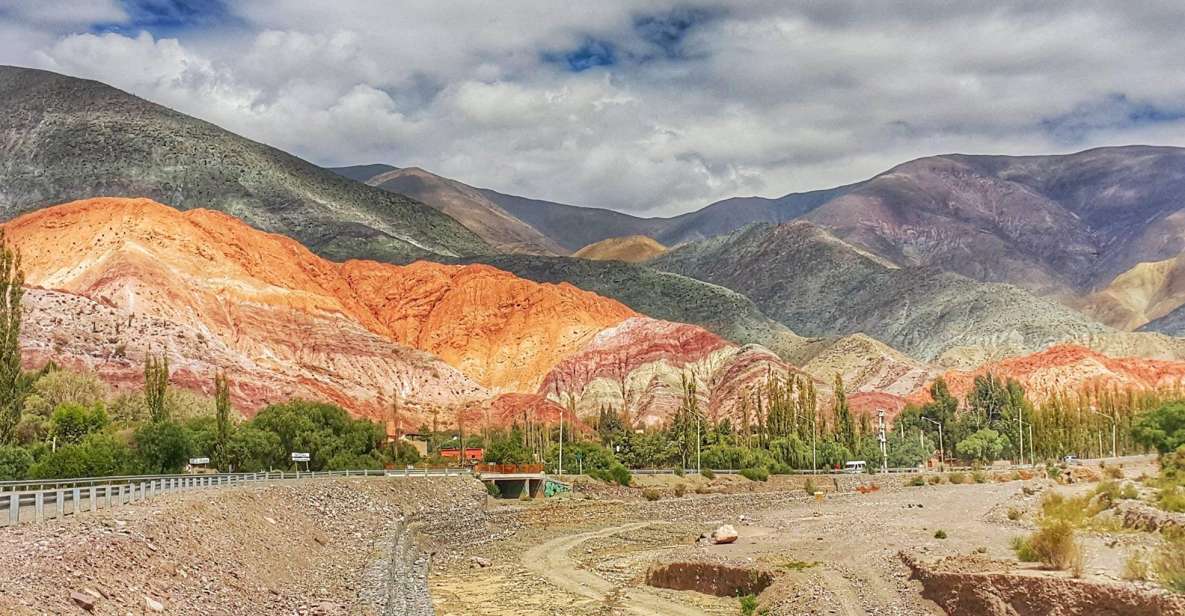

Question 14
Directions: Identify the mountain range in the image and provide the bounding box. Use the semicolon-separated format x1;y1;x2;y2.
7;65;1185;427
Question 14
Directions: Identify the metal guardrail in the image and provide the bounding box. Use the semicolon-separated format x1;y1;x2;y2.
0;467;471;527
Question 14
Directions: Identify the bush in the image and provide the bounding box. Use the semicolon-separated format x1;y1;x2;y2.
1133;402;1185;454
700;468;715;480
28;434;143;479
1160;486;1185;513
907;475;926;487
739;467;769;482
608;462;632;487
972;470;987;484
134;421;192;473
928;475;943;485
1121;483;1140;500
1011;535;1039;562
485;482;501;497
804;477;817;495
642;488;661;501
739;594;758;616
947;472;967;484
1104;465;1124;480
934;530;947;539
673;467;685;477
1007;507;1022;521
1026;521;1086;574
673;483;687;497
1155;538;1185;592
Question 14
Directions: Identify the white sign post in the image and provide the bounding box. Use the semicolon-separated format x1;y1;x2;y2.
291;452;310;472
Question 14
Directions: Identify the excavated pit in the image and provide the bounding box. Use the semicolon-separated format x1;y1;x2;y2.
645;561;774;597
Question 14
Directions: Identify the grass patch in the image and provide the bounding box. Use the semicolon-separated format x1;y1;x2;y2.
779;559;819;571
934;530;947;539
907;475;926;487
1007;507;1022;521
700;468;715;480
1123;551;1150;581
928;475;943;485
1155;538;1185;592
739;593;759;616
673;483;687;498
972;470;987;484
947;472;967;485
642;488;661;501
803;477;817;496
1159;485;1185;513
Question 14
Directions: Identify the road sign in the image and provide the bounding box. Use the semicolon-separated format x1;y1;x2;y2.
291;452;310;462
189;457;210;465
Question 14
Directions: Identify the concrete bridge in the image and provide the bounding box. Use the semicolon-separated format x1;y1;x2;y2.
478;472;570;498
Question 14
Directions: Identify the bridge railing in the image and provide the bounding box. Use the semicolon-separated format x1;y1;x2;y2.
0;467;470;527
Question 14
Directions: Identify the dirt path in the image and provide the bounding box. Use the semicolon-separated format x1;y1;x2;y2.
521;522;708;616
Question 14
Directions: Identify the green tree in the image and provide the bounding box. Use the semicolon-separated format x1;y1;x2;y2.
135;420;191;473
485;429;532;464
1132;402;1185;454
956;428;1010;462
225;426;286;471
49;403;109;444
214;371;231;469
28;434;143;479
144;354;170;423
0;444;32;480
833;373;855;451
0;231;23;444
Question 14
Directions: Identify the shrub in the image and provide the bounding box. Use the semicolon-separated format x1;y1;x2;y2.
485;482;501;497
1121;483;1140;500
739;467;769;482
694;484;709;494
928;475;943;485
1155;538;1185;592
1011;535;1039;562
1027;521;1086;575
1007;507;1022;521
1104;465;1124;480
739;594;758;616
608;462;632;487
972;470;987;484
947;472;967;484
673;467;685;477
1123;551;1150;581
642;488;661;501
907;475;926;487
0;445;33;480
934;530;947;539
700;468;715;480
673;483;687;498
804;477;817;495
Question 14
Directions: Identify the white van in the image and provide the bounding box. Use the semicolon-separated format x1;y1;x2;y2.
843;460;867;474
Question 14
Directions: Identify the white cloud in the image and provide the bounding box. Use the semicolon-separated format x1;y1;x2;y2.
4;1;1185;215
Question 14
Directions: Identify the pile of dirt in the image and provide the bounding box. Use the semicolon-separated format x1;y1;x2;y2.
0;476;487;615
645;560;774;596
902;553;1185;615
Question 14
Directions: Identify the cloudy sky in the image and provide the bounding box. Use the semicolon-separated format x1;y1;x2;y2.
3;0;1185;215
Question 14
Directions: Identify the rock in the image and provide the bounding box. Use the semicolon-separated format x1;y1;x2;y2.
470;556;492;568
69;591;96;611
710;525;738;545
145;595;164;612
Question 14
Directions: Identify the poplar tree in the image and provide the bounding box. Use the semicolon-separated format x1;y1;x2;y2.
0;231;22;444
214;371;231;468
833;373;855;451
145;354;170;423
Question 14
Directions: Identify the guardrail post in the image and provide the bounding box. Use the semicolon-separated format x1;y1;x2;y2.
72;488;81;515
9;493;18;524
90;486;97;512
34;492;43;522
105;485;112;509
55;490;64;518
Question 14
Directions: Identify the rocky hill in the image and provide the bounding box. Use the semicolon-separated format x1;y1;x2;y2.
923;345;1185;404
1078;254;1185;330
456;254;806;360
331;165;563;255
573;235;667;263
4;198;639;419
651;221;1109;365
0;66;488;263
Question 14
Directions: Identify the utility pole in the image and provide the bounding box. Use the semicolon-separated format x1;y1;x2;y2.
922;417;944;471
1017;402;1024;466
1089;409;1117;459
877;409;888;473
696;412;702;474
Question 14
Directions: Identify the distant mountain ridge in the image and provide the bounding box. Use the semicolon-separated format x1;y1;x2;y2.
0;65;489;262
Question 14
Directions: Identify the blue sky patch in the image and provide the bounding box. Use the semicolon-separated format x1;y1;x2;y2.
633;6;719;60
543;38;617;72
1041;93;1185;143
92;0;235;37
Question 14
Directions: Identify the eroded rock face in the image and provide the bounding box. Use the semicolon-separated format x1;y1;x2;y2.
538;317;791;427
5;198;634;419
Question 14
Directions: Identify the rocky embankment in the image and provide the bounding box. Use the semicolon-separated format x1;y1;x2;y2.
0;476;488;615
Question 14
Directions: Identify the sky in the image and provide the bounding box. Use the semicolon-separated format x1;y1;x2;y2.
3;1;1185;216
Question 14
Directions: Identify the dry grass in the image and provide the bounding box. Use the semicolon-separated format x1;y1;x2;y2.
1012;521;1086;576
1155;538;1185;592
642;488;661;501
1123;551;1150;581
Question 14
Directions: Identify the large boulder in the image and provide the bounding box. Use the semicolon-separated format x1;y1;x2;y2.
710;525;738;545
